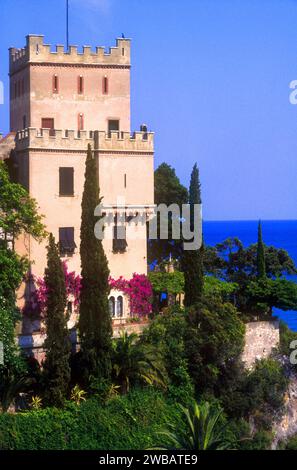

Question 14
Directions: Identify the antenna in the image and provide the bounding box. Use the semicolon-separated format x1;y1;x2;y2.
66;0;69;50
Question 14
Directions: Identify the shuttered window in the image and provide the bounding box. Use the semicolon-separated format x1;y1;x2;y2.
59;167;74;196
59;227;76;256
112;223;127;253
41;118;55;136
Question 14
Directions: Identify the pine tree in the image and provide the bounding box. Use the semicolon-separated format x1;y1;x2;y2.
43;233;71;407
78;144;112;381
182;163;204;307
257;220;266;279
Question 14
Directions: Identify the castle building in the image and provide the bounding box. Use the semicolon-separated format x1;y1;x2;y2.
2;35;154;326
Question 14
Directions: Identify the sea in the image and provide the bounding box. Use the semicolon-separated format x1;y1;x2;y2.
203;220;297;331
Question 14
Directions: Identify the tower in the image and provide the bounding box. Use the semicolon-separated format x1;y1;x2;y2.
9;35;154;322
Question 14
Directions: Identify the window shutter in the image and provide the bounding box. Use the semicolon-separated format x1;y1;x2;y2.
59;227;76;256
59;167;74;196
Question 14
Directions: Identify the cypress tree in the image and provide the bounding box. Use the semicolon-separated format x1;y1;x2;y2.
43;233;71;407
78;144;112;381
182;163;204;307
257;220;266;279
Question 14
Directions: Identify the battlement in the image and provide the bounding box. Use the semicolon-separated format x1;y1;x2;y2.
10;35;131;74
15;128;94;152
15;128;154;153
96;130;154;153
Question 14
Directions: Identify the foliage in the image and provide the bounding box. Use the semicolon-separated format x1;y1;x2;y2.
246;278;297;315
0;370;31;412
279;321;297;357
142;309;194;405
42;234;71;407
0;388;183;450
158;401;231;450
203;236;297;315
0;161;46;242
148;163;188;264
181;164;203;306
148;271;184;294
0;298;24;373
70;385;87;405
282;434;297;450
109;274;153;316
31;396;42;410
78;144;112;382
148;271;237;303
243;359;287;426
256;221;266;279
185;296;245;395
203;276;238;302
229;419;273;450
222;358;287;428
0;247;28;304
204;237;297;281
88;378;120;403
112;331;166;394
25;260;82;317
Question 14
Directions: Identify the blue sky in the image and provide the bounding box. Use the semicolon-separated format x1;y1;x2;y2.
1;0;297;220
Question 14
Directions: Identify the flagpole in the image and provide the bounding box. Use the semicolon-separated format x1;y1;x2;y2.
66;0;69;50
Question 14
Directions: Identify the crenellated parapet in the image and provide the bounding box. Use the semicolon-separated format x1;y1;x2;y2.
10;35;131;74
96;130;154;153
15;128;94;152
15;128;154;154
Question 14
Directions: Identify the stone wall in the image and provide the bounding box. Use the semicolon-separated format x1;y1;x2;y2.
242;320;280;369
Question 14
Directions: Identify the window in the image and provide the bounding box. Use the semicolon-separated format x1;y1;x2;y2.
59;167;74;196
108;119;119;137
109;296;115;317
78;75;84;94
102;76;108;94
41;118;55;136
78;113;84;131
124;173;127;188
112;220;127;253
59;227;76;256
117;296;124;317
53;74;59;93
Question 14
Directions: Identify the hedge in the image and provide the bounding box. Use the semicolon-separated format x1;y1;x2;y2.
0;388;182;450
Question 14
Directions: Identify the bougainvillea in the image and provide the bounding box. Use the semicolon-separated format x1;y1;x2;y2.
109;273;153;316
25;261;81;317
25;267;152;318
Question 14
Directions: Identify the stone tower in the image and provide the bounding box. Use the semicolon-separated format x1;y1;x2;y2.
8;35;154;321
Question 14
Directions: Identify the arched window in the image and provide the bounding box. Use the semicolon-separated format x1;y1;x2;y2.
116;296;124;317
109;296;115;317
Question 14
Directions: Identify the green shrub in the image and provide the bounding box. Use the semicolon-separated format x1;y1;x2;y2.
0;388;182;450
282;434;297;450
141;310;194;406
279;321;297;357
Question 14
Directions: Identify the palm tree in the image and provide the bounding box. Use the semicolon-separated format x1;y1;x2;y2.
158;401;231;450
0;370;32;412
112;331;166;394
